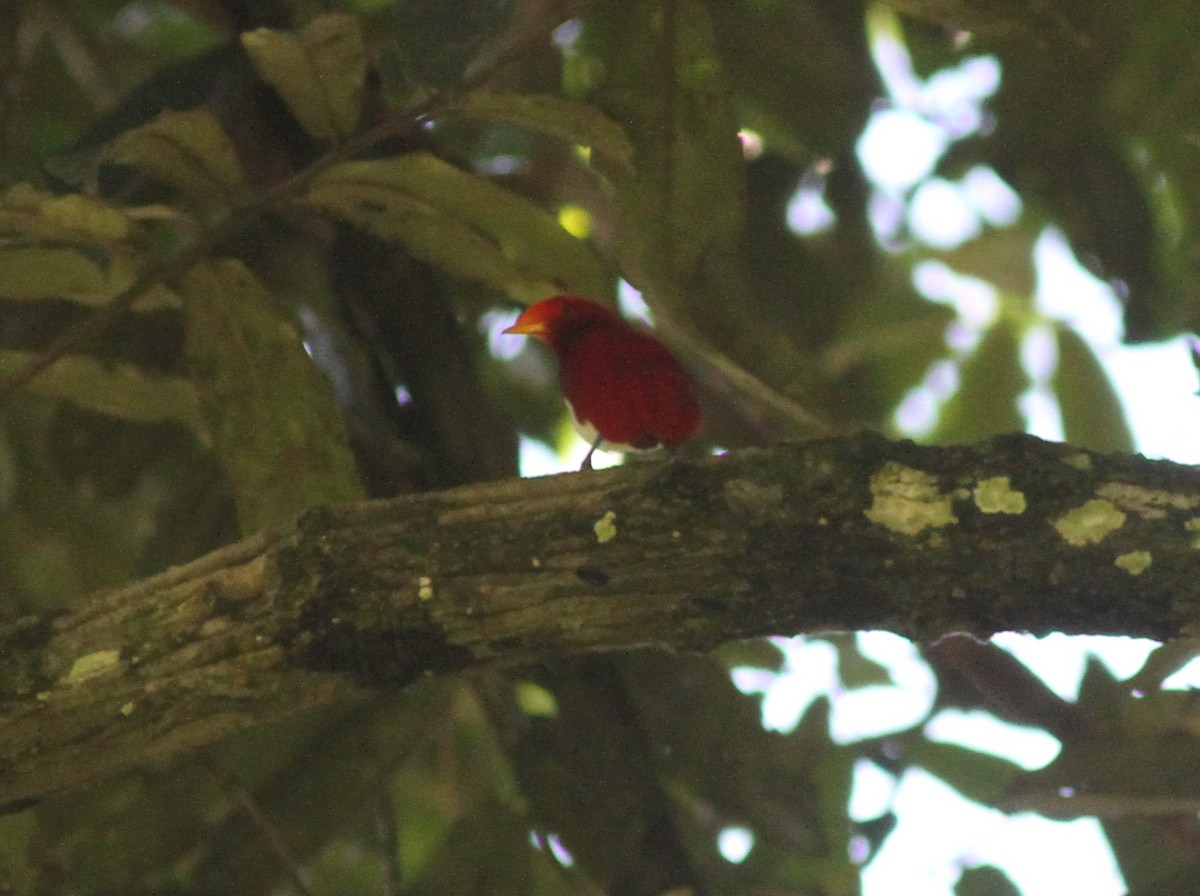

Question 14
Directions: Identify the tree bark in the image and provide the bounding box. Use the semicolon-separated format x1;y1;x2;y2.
3;431;1199;809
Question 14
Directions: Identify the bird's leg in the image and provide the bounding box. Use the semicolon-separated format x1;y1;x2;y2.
580;435;603;471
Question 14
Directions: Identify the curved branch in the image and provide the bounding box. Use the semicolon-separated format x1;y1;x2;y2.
2;432;1199;808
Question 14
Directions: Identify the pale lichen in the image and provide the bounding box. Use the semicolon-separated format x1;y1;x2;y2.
417;576;434;601
63;649;122;686
1063;453;1093;471
1097;481;1200;519
973;476;1027;514
1186;517;1200;549
1053;499;1127;546
594;510;618;543
864;462;958;536
1114;550;1152;575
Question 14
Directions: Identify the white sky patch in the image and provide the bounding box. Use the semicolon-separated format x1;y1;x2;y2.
913;261;999;329
850;759;896;821
857;110;946;193
868;191;907;246
966;814;1124;896
1105;337;1200;463
617;279;653;324
788;171;837;235
1019;324;1064;441
483;308;525;361
717;826;755;863
962;165;1022;226
518;435;567;477
1033;229;1123;345
1161;657;1200;689
863;769;1125;896
732;637;839;733
925;709;1061;770
831;633;937;742
991;633;1159;700
920;56;1001;137
736;635;937;742
908;178;981;248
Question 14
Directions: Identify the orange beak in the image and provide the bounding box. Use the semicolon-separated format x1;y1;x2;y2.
503;308;549;340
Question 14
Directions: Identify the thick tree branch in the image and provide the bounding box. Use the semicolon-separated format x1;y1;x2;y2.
4;432;1200;808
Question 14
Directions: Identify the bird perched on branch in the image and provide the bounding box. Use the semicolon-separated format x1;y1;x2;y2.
505;295;701;470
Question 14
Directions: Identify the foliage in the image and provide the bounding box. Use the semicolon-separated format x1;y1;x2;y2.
1;0;1199;893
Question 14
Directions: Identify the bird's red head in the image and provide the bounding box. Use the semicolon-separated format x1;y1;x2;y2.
505;295;701;467
503;295;619;353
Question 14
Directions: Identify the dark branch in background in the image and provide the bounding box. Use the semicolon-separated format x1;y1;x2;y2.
2;432;1199;809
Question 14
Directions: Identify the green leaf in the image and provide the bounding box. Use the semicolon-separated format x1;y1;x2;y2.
241;13;366;141
907;740;1022;806
179;258;362;532
103;108;244;202
580;0;743;295
941;226;1038;298
0;245;179;309
931;322;1026;444
0;351;202;428
448;92;634;168
0;247;108;303
955;865;1021;896
1053;322;1134;452
0;183;132;244
830;278;956;424
833;637;894;689
304;153;610;301
407;802;534;896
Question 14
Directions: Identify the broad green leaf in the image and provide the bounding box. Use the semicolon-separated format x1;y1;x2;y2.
706;0;878;160
179;258;362;532
0;246;180;309
830;276;956;425
833;637;894;689
0;247;107;302
448;92;634;168
941;227;1037;298
304;153;609;300
0;183;131;243
1104;817;1194;894
0;352;202;428
580;0;743;295
241;14;366;141
103;108;244;202
1127;639;1200;693
407;802;534;896
0;811;35;896
955;865;1021;896
1053;322;1135;452
931;322;1026;445
907;740;1022;806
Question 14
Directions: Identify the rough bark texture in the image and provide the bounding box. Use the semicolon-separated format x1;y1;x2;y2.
3;431;1200;809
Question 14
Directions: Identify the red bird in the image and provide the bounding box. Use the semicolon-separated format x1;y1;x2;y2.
505;295;701;469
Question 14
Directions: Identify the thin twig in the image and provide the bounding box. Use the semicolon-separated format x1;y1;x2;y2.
374;791;404;896
200;756;318;896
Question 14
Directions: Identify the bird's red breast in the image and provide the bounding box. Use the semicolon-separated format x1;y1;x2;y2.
504;296;701;453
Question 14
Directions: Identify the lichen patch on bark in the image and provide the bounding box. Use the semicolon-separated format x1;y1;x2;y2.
973;476;1027;514
63;649;123;686
864;462;958;536
1097;481;1200;519
594;510;618;543
1053;499;1126;546
1114;550;1152;575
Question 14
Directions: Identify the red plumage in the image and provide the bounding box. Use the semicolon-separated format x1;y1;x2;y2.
505;296;701;468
